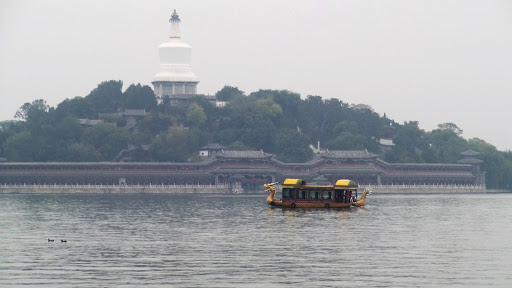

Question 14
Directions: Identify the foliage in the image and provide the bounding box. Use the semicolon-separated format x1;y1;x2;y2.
274;129;313;163
14;99;50;122
422;129;468;163
186;103;207;127
1;80;511;189
215;86;245;101
122;83;157;110
149;126;207;162
81;123;130;161
86;80;124;115
3;131;38;161
62;143;103;162
438;122;463;136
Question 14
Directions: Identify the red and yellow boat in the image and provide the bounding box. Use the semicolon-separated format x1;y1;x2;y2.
265;178;370;208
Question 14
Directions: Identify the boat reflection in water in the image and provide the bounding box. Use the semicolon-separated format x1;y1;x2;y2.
265;178;371;208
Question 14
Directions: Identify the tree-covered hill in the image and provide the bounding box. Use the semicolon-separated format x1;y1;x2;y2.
0;80;510;189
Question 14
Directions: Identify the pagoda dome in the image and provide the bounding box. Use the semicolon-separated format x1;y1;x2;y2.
152;10;199;85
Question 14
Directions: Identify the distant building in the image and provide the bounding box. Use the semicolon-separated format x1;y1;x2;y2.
199;143;226;157
379;138;395;154
457;150;485;186
78;119;104;126
215;101;228;108
96;109;148;131
152;10;200;105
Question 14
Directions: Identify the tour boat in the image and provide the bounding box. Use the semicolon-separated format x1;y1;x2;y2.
265;178;370;208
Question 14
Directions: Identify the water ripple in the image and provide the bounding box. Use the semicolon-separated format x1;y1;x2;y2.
0;193;511;287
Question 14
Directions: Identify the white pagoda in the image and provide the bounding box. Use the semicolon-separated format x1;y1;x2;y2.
152;10;199;104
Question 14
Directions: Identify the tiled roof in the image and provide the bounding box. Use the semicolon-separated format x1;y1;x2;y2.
461;150;479;156
457;157;484;164
201;143;225;150
322;150;377;159
379;138;395;146
79;119;104;126
123;109;148;116
217;150;272;158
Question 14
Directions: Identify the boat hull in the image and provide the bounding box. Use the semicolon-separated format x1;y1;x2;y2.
267;198;366;208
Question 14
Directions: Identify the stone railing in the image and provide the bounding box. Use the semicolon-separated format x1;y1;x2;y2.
359;183;487;193
0;183;229;189
0;183;232;194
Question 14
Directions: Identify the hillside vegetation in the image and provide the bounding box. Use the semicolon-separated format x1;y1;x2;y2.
0;80;510;189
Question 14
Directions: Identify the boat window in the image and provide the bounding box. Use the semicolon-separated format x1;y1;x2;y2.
322;191;332;200
284;188;295;199
300;190;306;199
335;190;344;201
310;190;319;200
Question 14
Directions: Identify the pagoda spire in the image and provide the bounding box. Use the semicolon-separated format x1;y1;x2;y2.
169;9;181;39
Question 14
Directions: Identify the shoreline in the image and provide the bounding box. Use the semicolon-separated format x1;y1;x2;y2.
1;184;509;194
0;184;230;194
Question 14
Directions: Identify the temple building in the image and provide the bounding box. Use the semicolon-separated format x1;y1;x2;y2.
152;10;200;105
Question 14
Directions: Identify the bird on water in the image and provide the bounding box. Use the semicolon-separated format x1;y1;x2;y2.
61;239;67;243
48;238;54;242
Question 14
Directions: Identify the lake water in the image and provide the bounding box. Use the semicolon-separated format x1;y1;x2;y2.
1;193;511;287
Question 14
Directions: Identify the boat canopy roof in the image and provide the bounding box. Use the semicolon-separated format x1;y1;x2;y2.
283;179;305;186
335;179;358;189
283;178;358;190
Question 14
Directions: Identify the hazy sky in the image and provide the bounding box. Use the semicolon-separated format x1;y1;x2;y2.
1;0;511;150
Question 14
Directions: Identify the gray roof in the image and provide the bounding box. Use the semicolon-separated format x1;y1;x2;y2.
123;109;148;117
98;112;122;118
461;150;480;156
217;150;272;159
457;157;484;164
201;143;225;150
79;119;104;126
322;150;377;159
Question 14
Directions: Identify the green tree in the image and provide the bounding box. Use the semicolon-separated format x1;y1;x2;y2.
81;123;130;160
150;127;193;162
275;129;313;162
14;99;52;136
186;103;207;127
62;143;103;162
138;112;172;134
423;128;467;163
14;99;50;122
326;132;368;150
386;121;426;163
54;97;92;119
215;86;245;101
3;131;38;161
86;80;124;115
437;122;463;136
0;121;23;157
228;141;252;151
122;83;157;110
